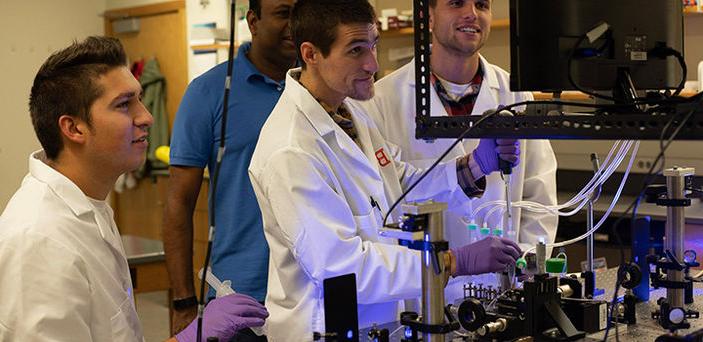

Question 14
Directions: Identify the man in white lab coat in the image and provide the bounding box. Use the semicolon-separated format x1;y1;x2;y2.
249;1;524;341
367;0;558;300
0;36;267;342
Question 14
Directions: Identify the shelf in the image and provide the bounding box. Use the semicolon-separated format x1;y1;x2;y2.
379;26;414;38
532;90;698;101
533;91;589;101
381;6;699;39
191;42;238;51
379;18;510;38
492;18;510;29
684;5;703;15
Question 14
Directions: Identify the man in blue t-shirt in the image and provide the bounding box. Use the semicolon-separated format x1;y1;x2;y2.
163;0;297;338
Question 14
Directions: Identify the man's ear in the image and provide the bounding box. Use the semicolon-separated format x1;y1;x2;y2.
300;42;319;67
247;9;259;36
57;115;89;145
429;7;435;32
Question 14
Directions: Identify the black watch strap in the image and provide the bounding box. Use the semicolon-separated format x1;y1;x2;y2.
172;296;198;310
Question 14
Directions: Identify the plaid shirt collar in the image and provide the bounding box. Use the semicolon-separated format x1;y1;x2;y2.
431;66;484;116
312;98;360;144
325;103;358;142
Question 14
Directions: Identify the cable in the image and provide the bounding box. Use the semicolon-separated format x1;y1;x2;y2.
650;45;688;98
567;34;618;102
603;266;625;342
566;30;687;104
196;1;237;341
609;96;701;266
387;325;405;339
607;114;676;266
472;140;623;217
382;110;499;226
519;140;640;259
496;94;692;119
549;141;639;249
472;140;635;229
601;96;702;341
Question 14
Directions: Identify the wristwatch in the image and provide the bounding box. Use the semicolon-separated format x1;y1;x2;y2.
172;295;198;310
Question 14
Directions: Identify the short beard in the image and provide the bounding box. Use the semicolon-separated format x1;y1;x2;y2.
350;87;375;101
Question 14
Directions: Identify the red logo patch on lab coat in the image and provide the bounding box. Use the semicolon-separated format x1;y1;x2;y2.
375;148;390;167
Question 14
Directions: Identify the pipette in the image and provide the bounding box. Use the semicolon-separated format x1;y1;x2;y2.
198;268;265;336
501;166;514;240
499;157;516;288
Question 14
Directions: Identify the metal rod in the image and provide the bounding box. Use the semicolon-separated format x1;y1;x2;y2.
423;207;446;342
586;202;594;272
584;201;596;298
587;153;601;274
664;167;693;308
503;174;513;238
537;241;547;275
583;153;601;298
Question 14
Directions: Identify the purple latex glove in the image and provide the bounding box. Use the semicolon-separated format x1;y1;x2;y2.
472;139;520;175
452;236;522;276
175;293;269;342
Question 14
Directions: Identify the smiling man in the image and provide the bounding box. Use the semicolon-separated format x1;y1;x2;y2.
248;1;523;340
0;36;268;342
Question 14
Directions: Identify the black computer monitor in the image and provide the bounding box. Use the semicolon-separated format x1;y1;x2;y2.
509;0;684;94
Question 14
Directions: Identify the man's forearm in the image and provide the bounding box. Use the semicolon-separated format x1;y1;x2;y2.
163;166;205;299
163;201;196;298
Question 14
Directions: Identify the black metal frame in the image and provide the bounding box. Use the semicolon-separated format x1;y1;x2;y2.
414;105;703;140
413;0;433;141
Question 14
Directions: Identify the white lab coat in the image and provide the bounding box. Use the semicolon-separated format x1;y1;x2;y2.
0;151;143;342
249;69;465;341
366;56;558;299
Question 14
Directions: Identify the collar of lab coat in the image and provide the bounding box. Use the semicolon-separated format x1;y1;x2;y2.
28;150;94;217
285;68;364;152
403;55;499;116
27;150;127;265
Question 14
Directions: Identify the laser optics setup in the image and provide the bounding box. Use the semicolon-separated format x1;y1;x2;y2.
314;0;703;341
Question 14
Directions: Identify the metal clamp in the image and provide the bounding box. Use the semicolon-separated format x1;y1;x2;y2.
401;314;460;335
655;198;692;207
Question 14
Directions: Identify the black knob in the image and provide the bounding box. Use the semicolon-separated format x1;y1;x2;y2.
618;263;642;290
457;298;487;332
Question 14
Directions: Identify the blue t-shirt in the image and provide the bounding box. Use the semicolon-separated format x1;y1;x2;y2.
170;43;284;301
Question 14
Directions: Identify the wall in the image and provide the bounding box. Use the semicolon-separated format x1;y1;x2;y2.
0;0;105;210
185;0;234;81
684;15;703;84
106;0;171;10
113;0;234;81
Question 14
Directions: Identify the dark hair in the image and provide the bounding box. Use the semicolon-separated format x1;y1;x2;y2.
249;0;261;17
291;0;376;68
29;36;127;160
